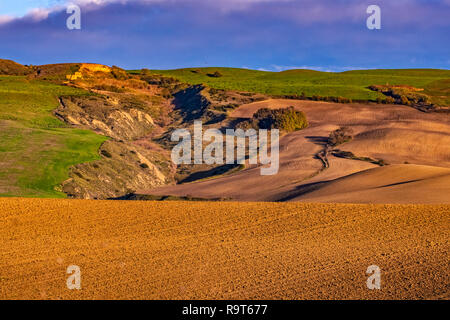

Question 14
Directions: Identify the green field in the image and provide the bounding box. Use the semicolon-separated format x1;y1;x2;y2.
0;76;107;197
148;68;450;104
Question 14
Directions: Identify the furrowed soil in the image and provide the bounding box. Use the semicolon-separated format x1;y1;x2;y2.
0;198;448;300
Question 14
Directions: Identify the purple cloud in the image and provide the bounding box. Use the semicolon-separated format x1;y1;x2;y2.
0;0;448;70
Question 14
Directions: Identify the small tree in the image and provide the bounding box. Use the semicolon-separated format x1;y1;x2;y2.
328;127;354;146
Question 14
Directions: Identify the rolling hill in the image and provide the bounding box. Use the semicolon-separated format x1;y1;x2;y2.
1;60;449;300
149;67;450;105
1;59;449;202
0;76;107;197
143;98;450;203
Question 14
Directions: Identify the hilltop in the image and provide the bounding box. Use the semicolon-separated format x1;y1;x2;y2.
0;59;31;75
148;67;450;107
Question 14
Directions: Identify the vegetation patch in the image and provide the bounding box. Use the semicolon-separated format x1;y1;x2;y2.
332;150;387;166
0;76;107;197
368;84;450;112
148;67;450;104
328;127;354;146
237;106;308;132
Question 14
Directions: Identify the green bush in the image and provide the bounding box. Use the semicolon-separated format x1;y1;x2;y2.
246;106;308;132
207;71;223;78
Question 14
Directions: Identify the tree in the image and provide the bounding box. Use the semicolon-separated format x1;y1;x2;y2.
328;127;354;146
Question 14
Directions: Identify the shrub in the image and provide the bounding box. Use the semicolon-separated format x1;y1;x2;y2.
111;66;129;80
141;68;151;76
207;71;223;78
101;150;113;158
328;127;354;146
418;96;430;104
385;96;395;104
400;95;410;105
251;106;308;132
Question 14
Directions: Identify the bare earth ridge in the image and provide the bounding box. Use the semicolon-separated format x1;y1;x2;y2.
0;198;448;299
142;99;450;203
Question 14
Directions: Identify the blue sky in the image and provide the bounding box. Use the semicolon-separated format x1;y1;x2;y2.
0;1;63;16
0;0;449;71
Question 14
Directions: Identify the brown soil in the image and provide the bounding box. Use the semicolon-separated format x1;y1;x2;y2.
142;99;450;202
0;198;448;300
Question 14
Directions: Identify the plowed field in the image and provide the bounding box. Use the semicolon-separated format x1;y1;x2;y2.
0;198;448;299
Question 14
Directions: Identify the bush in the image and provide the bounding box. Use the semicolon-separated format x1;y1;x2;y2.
400;95;410;105
141;68;151;76
385;96;395;104
111;66;129;80
250;106;308;132
328;127;353;146
418;96;430;104
101;149;113;158
207;71;223;78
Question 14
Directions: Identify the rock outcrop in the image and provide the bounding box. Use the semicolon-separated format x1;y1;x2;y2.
62;140;173;199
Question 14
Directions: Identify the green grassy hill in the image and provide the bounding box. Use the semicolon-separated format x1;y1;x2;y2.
0;76;107;197
147;68;450;105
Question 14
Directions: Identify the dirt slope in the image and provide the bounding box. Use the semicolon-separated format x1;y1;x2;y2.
290;164;450;203
142;99;450;202
0;198;448;299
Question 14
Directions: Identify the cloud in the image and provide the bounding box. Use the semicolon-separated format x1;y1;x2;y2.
0;15;13;24
0;0;448;70
27;8;52;22
2;0;449;27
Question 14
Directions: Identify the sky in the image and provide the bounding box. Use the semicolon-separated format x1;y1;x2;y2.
0;0;449;71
